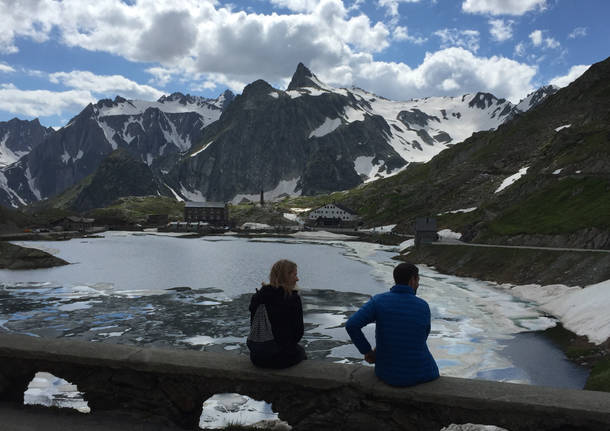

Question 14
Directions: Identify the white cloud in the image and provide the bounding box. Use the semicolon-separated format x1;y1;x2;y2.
49;71;164;100
544;37;559;49
392;26;426;44
514;42;526;56
529;29;560;49
350;47;537;103
0;84;94;118
529;29;543;46
549;64;590;88
489;19;514;42
568;27;587;39
0;63;16;73
269;0;322;12
0;0;539;113
434;28;480;53
462;0;546;16
146;67;176;87
378;0;421;17
0;0;59;53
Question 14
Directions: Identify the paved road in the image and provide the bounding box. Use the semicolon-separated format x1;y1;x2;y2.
433;239;610;253
0;403;183;431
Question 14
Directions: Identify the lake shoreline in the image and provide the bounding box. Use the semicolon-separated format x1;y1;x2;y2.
394;243;610;392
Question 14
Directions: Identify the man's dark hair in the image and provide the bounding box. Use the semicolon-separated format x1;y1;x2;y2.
393;263;418;285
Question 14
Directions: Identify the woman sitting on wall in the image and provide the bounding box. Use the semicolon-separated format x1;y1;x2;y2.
247;259;306;368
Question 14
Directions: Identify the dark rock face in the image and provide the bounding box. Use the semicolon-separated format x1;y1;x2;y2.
287;62;320;91
167;81;406;200
524;85;560;110
468;92;501;110
0;242;68;269
0;118;53;167
69;148;162;212
397;109;440;128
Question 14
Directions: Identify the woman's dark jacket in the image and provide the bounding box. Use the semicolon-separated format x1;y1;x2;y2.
247;285;305;368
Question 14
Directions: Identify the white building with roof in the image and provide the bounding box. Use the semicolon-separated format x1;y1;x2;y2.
307;203;359;223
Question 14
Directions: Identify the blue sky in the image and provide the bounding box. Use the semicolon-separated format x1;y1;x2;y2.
0;0;606;128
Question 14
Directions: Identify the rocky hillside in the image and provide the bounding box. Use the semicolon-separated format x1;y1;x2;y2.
334;55;610;249
39;148;166;212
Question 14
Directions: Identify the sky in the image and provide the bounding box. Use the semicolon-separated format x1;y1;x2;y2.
0;0;607;128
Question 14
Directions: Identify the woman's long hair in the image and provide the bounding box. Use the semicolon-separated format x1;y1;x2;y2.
268;259;298;295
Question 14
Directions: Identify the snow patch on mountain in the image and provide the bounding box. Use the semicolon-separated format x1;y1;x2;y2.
25;167;41;200
160;117;191;152
180;184;206;202
438;207;478;215
97;120;119;150
555;124;571;132
341;106;366;123
191;141;214;158
231;178;301;204
309;117;342;138
344;88;515;166
0;170;26;207
495;166;529;193
0;132;28;167
354;155;387;182
164;183;184;202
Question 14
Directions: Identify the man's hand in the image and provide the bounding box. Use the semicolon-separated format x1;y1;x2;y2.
364;349;376;364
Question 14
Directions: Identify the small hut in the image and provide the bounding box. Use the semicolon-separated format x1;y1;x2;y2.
415;217;438;247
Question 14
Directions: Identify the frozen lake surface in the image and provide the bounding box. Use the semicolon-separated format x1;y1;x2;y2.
0;232;589;426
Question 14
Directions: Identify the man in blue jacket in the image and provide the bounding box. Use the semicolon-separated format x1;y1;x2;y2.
345;262;439;386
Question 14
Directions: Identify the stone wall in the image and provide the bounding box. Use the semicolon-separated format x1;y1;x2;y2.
1;333;609;430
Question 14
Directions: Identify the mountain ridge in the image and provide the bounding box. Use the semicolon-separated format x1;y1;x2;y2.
0;64;558;208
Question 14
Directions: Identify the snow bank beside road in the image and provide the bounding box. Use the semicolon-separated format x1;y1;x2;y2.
499;280;610;345
290;231;357;240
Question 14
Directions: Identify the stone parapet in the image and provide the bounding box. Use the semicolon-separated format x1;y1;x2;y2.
1;333;609;430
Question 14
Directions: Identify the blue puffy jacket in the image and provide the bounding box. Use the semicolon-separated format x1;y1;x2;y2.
345;284;439;386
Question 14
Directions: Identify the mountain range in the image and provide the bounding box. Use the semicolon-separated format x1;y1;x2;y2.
335;56;610;249
0;63;556;209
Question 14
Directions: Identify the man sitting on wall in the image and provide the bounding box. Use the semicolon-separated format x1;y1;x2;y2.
345;262;439;386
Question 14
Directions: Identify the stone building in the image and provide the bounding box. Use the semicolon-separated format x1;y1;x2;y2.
52;216;95;232
184;202;228;225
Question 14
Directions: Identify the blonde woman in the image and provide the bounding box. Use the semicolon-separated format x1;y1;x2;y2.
247;259;306;368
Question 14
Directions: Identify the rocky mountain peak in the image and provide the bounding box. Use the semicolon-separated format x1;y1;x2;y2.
157;92;198;105
468;92;501;109
217;89;235;110
287;62;322;91
241;79;274;98
528;85;559;107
